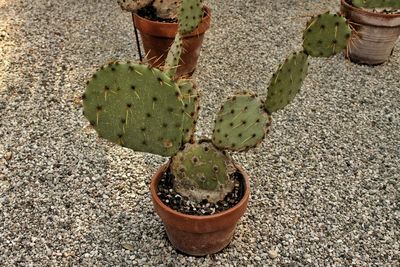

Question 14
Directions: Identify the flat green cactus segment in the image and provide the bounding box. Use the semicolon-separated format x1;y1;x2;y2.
265;51;309;113
117;0;152;12
165;33;183;77
153;0;180;19
303;12;352;58
171;142;235;202
212;93;268;151
352;0;400;8
178;0;203;35
83;62;185;157
177;79;200;144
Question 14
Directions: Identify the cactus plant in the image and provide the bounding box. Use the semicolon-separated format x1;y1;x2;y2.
303;12;352;58
177;79;200;144
212;93;269;152
84;0;309;201
265;51;309;113
83;62;187;157
178;0;204;34
84;0;366;256
171;141;235;202
84;4;359;205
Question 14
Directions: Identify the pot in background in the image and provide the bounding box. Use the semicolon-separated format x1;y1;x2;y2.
133;7;211;77
341;0;400;65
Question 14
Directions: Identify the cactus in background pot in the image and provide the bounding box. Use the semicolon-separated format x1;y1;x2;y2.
340;0;400;64
351;0;400;9
117;0;204;20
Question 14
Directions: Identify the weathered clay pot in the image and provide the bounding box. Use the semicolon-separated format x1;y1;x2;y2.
133;7;211;77
150;163;250;256
341;0;400;65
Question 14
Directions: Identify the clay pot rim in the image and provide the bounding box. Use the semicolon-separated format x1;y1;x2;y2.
133;6;211;37
150;162;251;221
341;0;400;18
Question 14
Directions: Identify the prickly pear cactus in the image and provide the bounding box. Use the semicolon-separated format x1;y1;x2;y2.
178;0;203;35
303;12;352;58
117;0;152;12
153;0;180;19
265;51;309;113
83;62;188;157
171;142;235;202
165;34;183;77
178;79;200;144
212;93;269;152
352;0;400;8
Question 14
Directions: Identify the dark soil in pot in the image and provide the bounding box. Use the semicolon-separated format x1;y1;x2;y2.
137;5;207;23
157;169;245;216
137;5;177;23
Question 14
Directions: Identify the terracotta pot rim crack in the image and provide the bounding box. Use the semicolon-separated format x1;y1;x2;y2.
150;163;250;221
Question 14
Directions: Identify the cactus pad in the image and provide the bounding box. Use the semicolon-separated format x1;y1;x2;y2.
212;93;269;151
117;0;152;12
352;0;400;8
165;33;183;77
178;0;203;35
303;12;352;57
153;0;180;19
265;51;309;113
171;142;235;202
177;79;200;144
83;62;185;157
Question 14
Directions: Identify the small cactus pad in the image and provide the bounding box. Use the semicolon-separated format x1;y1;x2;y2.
117;0;152;12
212;93;269;151
177;79;200;144
265;51;309;113
153;0;180;19
171;142;235;203
303;12;352;57
178;0;203;35
352;0;400;8
165;33;183;77
83;62;185;157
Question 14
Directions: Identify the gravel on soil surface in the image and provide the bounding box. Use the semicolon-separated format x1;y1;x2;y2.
157;169;243;216
0;0;399;266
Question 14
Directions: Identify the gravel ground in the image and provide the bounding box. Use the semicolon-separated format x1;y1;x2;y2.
1;0;399;266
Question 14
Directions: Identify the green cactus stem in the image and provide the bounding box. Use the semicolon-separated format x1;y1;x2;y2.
212;93;269;152
265;51;309;113
303;12;352;58
164;33;183;77
83;62;188;157
177;79;200;144
178;0;203;35
171;141;235;203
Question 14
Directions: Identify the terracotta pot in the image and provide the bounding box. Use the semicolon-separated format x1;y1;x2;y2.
341;0;400;65
132;7;211;77
150;163;250;256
